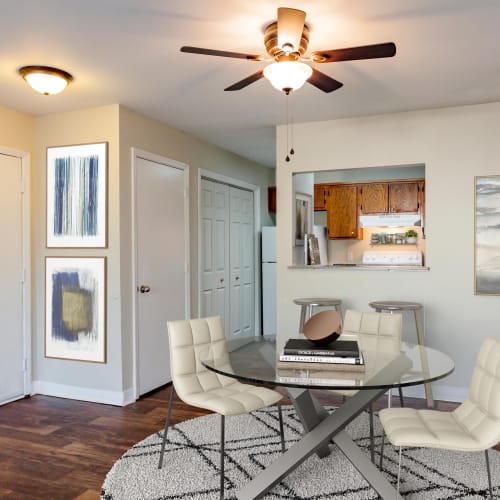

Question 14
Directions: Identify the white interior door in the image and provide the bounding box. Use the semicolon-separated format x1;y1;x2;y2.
229;187;255;339
0;152;26;404
200;179;229;328
134;151;189;396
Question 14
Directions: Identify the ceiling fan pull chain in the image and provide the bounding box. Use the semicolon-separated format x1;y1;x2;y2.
289;91;295;156
285;92;291;162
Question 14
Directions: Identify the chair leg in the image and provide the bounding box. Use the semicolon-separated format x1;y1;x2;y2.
277;404;286;452
379;432;385;471
369;405;375;463
397;446;402;494
398;387;405;407
220;415;225;500
158;385;175;469
485;449;493;499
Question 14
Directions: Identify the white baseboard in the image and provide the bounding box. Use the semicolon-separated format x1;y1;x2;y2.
32;380;136;406
400;383;468;403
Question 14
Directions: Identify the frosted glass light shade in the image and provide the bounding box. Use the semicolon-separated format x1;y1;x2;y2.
19;66;73;95
263;61;312;92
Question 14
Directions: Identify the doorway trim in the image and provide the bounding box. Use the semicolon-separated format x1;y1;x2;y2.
198;169;261;334
0;146;31;401
131;148;190;400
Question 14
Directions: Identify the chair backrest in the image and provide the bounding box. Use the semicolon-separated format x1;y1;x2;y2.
341;309;403;353
454;336;500;448
167;316;234;400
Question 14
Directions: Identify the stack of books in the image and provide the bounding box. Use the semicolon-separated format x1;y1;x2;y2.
277;338;365;372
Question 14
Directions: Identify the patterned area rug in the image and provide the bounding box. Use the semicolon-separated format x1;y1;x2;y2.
101;406;499;499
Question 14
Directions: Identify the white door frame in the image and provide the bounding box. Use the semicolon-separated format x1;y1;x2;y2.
131;148;190;399
198;169;261;334
0;146;31;400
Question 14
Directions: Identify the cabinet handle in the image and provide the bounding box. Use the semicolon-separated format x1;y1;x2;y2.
220;278;224;283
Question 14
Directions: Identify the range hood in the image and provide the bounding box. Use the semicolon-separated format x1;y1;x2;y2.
359;213;421;228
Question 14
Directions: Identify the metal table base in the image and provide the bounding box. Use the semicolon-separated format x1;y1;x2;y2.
237;385;402;499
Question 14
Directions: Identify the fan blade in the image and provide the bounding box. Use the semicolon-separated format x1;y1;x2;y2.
277;7;306;54
180;46;263;61
224;70;264;91
311;42;396;63
307;69;343;93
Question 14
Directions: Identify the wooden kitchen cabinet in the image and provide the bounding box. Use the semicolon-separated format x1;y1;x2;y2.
389;181;420;213
359;183;389;214
267;186;276;213
314;183;329;210
359;179;423;214
418;180;425;237
327;184;361;239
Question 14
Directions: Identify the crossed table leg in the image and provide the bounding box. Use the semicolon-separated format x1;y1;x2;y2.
237;383;404;499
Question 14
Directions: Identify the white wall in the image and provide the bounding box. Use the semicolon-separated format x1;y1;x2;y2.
276;102;500;401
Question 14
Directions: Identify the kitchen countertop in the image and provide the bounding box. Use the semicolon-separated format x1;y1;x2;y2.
289;263;430;271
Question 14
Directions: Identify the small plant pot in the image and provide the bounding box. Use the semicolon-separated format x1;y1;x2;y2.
406;237;417;244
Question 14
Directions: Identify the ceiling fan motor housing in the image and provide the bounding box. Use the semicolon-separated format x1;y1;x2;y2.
264;22;310;61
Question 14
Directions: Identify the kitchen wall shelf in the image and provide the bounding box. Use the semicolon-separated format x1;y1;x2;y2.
370;242;417;246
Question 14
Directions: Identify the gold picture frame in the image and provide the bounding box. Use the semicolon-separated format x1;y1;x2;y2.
45;257;107;362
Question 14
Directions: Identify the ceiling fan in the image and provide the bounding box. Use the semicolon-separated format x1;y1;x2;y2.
180;7;396;94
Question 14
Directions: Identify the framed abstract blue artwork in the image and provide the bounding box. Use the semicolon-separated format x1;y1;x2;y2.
46;142;107;247
45;257;106;362
475;176;500;295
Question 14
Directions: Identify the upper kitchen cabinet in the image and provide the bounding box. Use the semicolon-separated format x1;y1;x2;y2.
327;184;361;239
268;186;276;213
359;179;423;214
359;183;389;214
314;183;329;211
389;181;421;213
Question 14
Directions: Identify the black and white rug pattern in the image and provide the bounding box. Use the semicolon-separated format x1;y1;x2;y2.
101;406;499;499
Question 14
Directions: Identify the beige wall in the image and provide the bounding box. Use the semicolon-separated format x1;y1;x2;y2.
33;105;123;399
118;106;275;391
276;101;500;401
0;105;34;153
0;103;274;404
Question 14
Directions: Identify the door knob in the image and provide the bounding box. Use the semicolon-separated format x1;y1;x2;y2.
235;276;239;281
139;285;151;293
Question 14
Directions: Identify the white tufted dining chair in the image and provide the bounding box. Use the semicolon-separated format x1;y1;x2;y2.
321;309;403;462
379;336;500;498
157;316;285;499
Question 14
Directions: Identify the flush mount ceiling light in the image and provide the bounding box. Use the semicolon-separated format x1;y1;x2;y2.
18;65;73;95
263;61;312;94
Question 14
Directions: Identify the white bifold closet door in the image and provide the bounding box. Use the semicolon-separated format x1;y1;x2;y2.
200;178;255;340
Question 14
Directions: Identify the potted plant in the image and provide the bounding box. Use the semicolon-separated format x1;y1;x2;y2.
405;229;418;244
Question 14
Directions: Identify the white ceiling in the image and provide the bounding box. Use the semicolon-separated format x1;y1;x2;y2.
1;0;500;167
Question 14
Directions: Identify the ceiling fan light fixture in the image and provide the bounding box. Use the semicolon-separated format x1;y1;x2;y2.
18;65;73;95
263;61;312;93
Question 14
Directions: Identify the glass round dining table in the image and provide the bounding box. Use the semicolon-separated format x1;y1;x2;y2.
201;335;454;500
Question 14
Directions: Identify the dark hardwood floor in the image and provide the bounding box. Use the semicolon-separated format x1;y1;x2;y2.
0;386;494;499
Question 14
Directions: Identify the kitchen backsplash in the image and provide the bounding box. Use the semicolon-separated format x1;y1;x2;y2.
326;226;425;264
